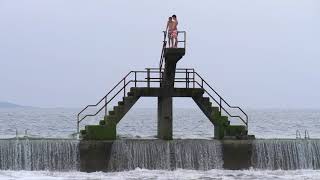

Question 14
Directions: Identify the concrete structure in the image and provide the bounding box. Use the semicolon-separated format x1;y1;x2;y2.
78;32;251;140
79;139;254;172
79;47;250;140
158;48;185;140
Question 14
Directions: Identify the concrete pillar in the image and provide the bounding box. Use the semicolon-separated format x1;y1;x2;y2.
157;48;185;140
157;95;173;140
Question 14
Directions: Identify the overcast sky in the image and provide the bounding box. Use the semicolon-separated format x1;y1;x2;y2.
0;0;319;109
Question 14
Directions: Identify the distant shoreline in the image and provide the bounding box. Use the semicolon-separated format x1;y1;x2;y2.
0;101;25;108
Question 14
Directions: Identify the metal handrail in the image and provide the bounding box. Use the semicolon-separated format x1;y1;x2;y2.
77;69;188;133
159;31;187;75
305;130;310;139
77;68;249;133
194;81;247;126
296;130;302;139
159;31;167;76
193;72;248;126
162;31;187;49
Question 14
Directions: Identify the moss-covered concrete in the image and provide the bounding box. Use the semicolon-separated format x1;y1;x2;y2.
226;125;247;137
84;125;116;140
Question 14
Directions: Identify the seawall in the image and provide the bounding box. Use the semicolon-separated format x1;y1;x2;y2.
80;139;320;172
80;139;253;171
1;138;320;171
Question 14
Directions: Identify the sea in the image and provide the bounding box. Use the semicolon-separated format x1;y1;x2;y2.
1;107;320;179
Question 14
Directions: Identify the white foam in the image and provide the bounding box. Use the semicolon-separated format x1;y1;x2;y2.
1;169;320;180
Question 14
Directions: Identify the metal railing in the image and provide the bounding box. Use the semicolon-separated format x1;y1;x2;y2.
159;31;186;73
77;68;248;133
148;68;249;128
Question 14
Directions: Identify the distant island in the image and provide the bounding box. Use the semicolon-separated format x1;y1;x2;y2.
0;101;24;108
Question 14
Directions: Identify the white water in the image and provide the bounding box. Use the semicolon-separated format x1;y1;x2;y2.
252;139;320;170
0;139;79;171
108;139;223;171
1;169;320;180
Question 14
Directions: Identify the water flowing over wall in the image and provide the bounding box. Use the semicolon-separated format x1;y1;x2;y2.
0;139;79;171
3;138;320;172
107;139;223;171
251;139;320;170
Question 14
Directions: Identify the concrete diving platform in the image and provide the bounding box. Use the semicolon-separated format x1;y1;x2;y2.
78;31;252;141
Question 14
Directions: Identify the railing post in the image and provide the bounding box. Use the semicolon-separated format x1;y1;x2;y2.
193;70;195;88
105;96;108;117
219;98;222;116
184;31;186;49
187;72;190;88
77;118;79;134
185;69;188;88
201;79;204;88
124;78;126;97
134;71;137;87
147;68;150;88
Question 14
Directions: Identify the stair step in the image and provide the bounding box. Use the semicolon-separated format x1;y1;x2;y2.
202;97;210;102
118;101;125;106
114;105;124;113
99;120;106;125
80;129;86;135
127;91;135;96
220;116;228;122
201;97;212;106
211;107;220;113
109;110;115;115
105;114;117;123
123;96;134;103
226;125;248;137
80;129;87;139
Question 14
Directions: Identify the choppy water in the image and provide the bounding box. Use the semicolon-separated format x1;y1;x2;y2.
1;108;319;139
1;108;320;179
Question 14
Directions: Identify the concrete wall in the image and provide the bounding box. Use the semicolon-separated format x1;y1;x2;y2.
79;139;253;172
221;140;253;169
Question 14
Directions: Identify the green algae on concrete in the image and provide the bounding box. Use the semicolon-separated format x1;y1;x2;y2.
84;125;116;140
226;125;247;137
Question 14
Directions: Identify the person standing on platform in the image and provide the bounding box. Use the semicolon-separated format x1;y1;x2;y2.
166;17;174;48
171;15;178;48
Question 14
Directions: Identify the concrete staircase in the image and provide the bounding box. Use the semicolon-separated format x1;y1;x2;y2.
80;88;140;140
193;95;248;139
80;87;248;140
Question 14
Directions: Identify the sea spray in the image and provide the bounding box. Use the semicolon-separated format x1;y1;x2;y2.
252;139;320;170
0;138;79;171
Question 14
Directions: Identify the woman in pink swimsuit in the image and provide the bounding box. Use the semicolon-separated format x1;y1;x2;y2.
171;15;178;48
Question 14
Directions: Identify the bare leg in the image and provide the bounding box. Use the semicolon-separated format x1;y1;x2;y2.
174;37;178;48
170;38;174;48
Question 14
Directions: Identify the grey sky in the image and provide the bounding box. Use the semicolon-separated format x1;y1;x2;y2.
0;0;319;108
